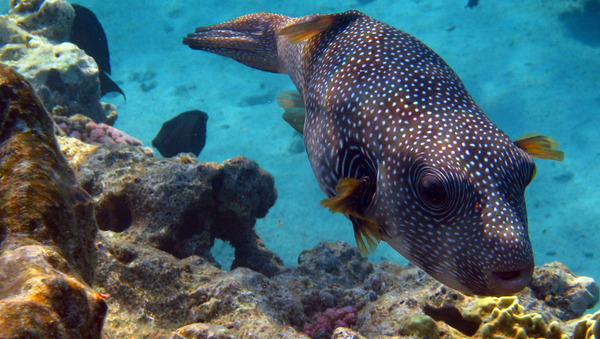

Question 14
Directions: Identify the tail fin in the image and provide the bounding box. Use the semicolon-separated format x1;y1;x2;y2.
183;13;290;74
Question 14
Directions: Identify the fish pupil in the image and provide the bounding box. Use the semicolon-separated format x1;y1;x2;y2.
419;175;448;207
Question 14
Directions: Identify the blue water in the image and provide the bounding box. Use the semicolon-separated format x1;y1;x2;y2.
7;0;600;306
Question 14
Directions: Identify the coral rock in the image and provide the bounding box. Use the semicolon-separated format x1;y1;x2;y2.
171;323;234;339
0;64;97;280
331;327;367;339
400;314;440;339
530;261;600;320
571;309;600;339
93;234;307;338
462;296;565;339
8;0;74;42
67;141;283;276
0;246;107;338
273;241;374;319
0;0;117;123
0;65;105;338
303;306;358;337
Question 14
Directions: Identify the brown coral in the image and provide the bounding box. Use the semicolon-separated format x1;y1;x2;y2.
0;65;105;338
68;142;283;276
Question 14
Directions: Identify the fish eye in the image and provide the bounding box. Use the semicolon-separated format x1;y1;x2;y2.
419;174;448;207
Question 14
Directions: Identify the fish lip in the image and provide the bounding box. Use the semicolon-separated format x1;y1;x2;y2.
487;262;534;296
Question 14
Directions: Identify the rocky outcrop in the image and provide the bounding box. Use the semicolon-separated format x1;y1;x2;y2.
94;234;307;338
59;140;284;277
0;0;117;123
0;65;105;338
90;236;600;338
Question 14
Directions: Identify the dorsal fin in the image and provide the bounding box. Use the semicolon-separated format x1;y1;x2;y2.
321;177;381;257
514;133;564;161
276;90;305;133
276;14;336;43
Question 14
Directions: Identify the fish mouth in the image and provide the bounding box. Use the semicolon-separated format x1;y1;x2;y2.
487;262;534;296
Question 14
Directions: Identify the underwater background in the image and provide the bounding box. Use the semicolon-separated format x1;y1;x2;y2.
4;0;598;306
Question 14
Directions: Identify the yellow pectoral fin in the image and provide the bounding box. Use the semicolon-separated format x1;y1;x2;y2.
353;216;381;257
321;177;363;215
276;14;335;43
321;177;381;257
514;133;565;161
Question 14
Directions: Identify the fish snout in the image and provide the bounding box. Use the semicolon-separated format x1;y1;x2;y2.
486;261;534;296
183;13;290;73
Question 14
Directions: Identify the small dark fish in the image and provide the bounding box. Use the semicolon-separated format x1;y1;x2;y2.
183;11;563;296
152;110;208;157
69;4;125;99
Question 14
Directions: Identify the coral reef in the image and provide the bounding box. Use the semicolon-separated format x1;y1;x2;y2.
3;99;600;339
0;65;105;337
0;65;96;279
55;114;144;146
8;0;74;42
88;233;600;338
530;261;599;320
304;306;358;338
62;140;284;276
356;256;599;339
272;241;375;318
93;232;307;338
0;0;117;123
331;327;366;339
462;296;565;338
571;309;600;339
1;12;599;334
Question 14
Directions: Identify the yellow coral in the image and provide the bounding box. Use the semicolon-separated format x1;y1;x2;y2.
572;309;600;339
462;296;566;339
401;314;440;339
57;136;99;170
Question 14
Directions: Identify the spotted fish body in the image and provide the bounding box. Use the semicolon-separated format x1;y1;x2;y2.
184;11;563;296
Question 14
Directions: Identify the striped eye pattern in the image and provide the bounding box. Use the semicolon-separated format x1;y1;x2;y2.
410;163;471;221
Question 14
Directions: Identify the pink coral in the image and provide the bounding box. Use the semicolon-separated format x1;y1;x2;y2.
84;121;142;146
303;306;358;337
55;115;143;147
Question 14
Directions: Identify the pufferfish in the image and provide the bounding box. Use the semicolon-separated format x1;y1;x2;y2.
183;10;563;296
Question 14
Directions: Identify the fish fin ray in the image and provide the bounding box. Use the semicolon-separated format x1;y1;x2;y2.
276;14;336;43
514;133;564;161
352;217;381;257
321;177;380;257
320;177;362;215
276;90;305;134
